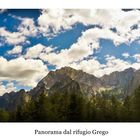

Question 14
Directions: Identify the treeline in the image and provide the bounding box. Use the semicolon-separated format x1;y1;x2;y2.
0;86;140;122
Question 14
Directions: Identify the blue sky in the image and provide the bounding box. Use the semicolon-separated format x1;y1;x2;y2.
0;9;140;95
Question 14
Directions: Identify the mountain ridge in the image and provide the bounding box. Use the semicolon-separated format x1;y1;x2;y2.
0;66;140;110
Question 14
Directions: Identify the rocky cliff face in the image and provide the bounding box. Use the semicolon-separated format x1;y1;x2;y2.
1;66;140;110
0;89;30;110
101;67;136;96
32;66;140;97
31;66;102;97
129;69;140;95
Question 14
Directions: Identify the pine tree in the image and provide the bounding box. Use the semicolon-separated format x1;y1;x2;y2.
131;86;140;121
0;109;9;121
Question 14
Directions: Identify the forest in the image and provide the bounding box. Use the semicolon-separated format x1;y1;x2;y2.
0;86;140;122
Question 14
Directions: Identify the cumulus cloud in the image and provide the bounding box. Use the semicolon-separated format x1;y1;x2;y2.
0;17;37;45
122;53;130;58
78;28;127;46
69;55;140;77
0;57;48;87
6;9;140;78
38;9;85;36
103;55;140;75
2;9;140;46
0;82;16;96
38;9;140;44
24;44;53;59
37;9;104;36
25;44;45;59
7;45;22;55
38;27;130;68
69;58;105;77
2;9;140;45
18;18;38;36
36;9;140;76
2;9;140;94
39;29;100;67
133;54;140;62
0;27;26;45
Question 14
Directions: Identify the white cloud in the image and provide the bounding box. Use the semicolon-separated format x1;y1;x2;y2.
36;9;140;75
2;9;140;95
0;82;16;96
68;55;140;77
7;45;22;55
38;9;140;44
0;17;37;45
38;27;131;68
0;27;26;45
38;9;84;36
37;9;140;77
69;58;105;76
122;53;130;58
78;28;127;46
0;57;48;88
2;9;140;46
37;9;102;36
12;9;140;79
103;56;131;75
133;54;140;62
18;18;38;36
24;44;53;59
25;44;45;59
39;29;100;67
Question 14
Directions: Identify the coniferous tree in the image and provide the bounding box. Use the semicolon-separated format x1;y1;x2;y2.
0;109;9;121
131;86;140;121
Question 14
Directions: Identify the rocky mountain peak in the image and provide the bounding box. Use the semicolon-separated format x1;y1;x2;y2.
124;67;135;72
1;66;140;110
32;66;102;97
51;66;83;80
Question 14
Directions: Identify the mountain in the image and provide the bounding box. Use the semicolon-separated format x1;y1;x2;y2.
31;66;102;97
101;67;136;96
1;66;140;110
129;69;140;95
0;89;30;110
32;66;139;97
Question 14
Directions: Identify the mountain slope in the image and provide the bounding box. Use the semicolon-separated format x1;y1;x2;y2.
31;66;102;97
32;66;139;97
0;89;30;110
101;67;136;96
1;66;140;110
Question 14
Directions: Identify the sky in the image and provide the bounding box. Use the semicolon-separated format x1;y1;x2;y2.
1;9;140;95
